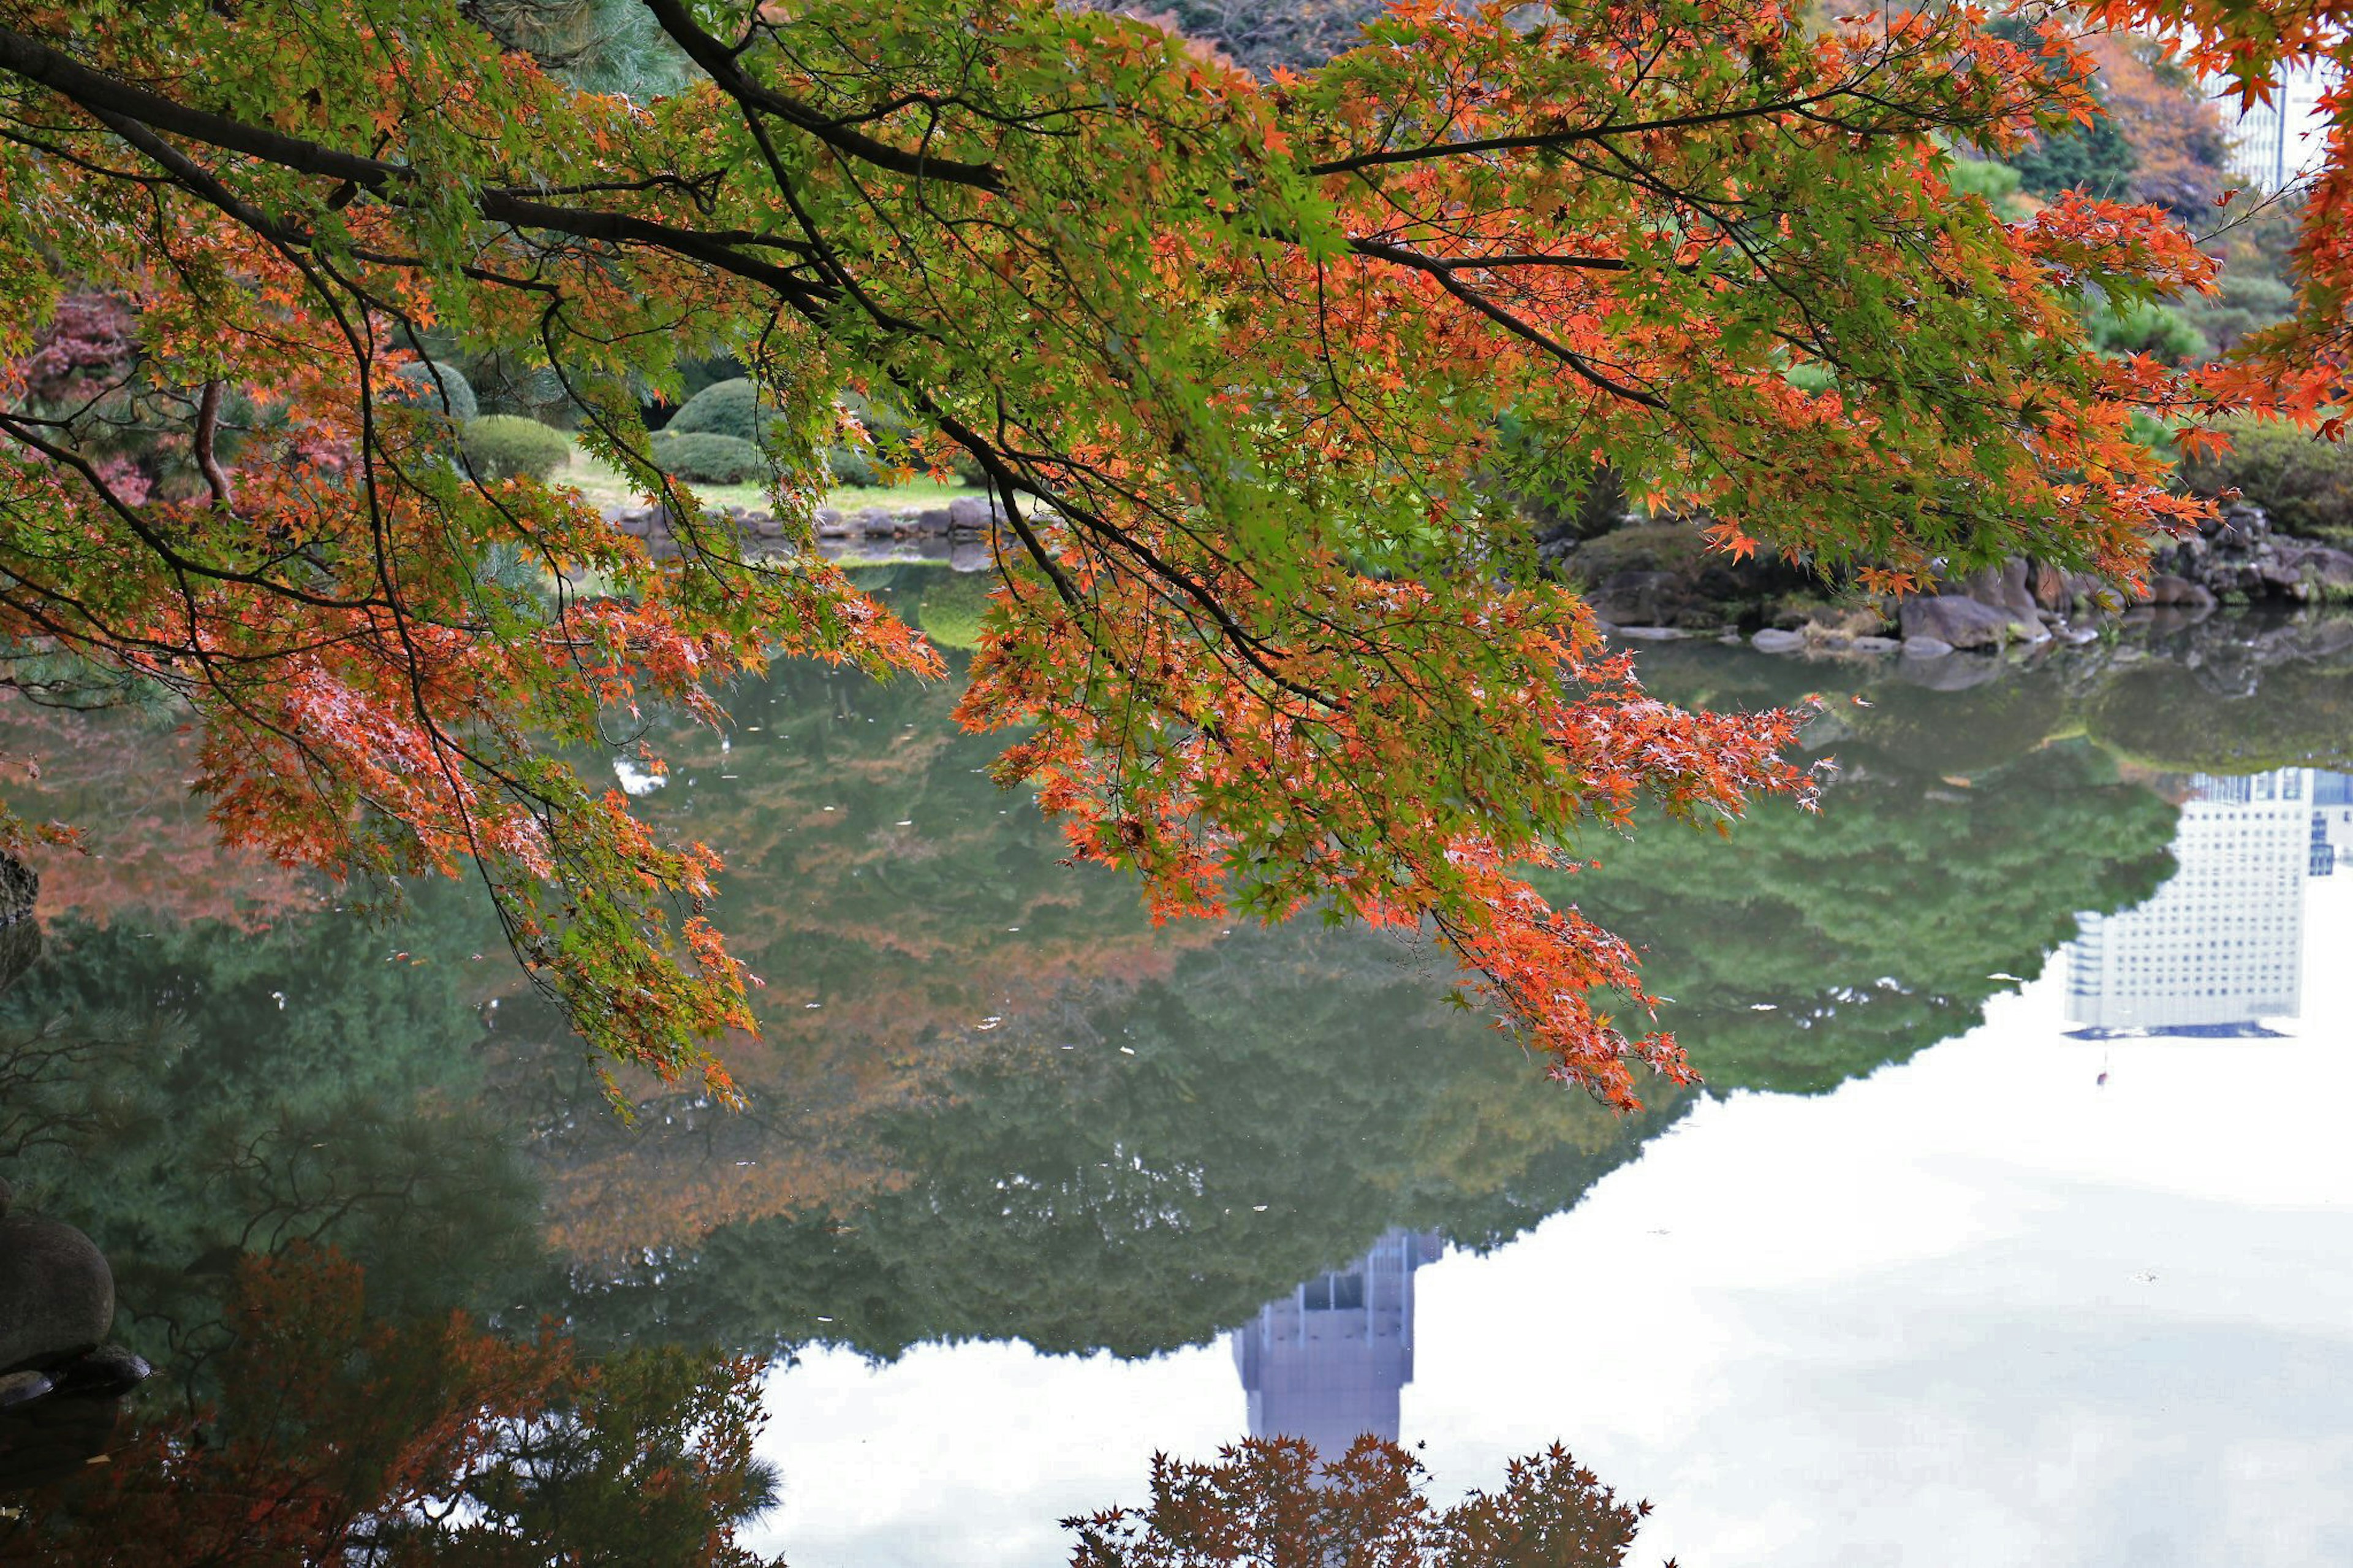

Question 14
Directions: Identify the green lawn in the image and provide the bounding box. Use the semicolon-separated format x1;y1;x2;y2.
553;440;982;515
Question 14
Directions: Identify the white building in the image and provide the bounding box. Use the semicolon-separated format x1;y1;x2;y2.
2065;769;2320;1035
1230;1229;1443;1463
2215;59;2339;192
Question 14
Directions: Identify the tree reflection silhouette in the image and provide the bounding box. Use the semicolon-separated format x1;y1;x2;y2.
1067;1438;1652;1568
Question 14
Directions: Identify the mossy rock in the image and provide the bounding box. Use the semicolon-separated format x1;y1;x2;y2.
1559;523;1715;587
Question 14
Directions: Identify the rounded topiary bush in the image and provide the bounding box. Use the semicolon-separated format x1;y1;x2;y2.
915;570;996;651
825;445;879;488
667;378;771;442
461;414;571;482
651;430;768;485
2180;415;2353;540
394;361;477;423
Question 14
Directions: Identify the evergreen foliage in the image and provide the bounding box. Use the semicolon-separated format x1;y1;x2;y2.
461;414;574;482
666;378;771;443
2180;415;2353;540
650;429;768;485
392;360;478;423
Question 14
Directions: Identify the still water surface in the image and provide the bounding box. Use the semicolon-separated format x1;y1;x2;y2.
8;576;2353;1564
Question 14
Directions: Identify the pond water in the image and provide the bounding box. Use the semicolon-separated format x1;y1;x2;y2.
7;574;2353;1564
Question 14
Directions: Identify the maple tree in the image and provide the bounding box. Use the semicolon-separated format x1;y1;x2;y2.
0;0;2240;1108
2090;0;2353;428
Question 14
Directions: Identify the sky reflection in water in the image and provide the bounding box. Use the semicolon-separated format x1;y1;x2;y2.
758;810;2353;1568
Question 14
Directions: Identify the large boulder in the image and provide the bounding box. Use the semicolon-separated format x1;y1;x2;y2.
1947;558;2042;625
2143;574;2217;610
0;852;33;927
1896;594;2033;651
0;1216;113;1374
1588;569;1694;627
2275;542;2353;597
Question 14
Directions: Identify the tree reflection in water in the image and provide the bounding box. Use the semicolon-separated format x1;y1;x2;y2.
1067;1437;1653;1568
0;1248;785;1568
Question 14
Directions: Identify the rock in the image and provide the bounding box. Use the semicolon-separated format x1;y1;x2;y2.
2275;543;2353;595
1901;635;1955;659
814;507;849;538
0;1216;113;1374
1898;594;2027;650
947;495;996;532
0;852;34;928
1610;625;1688;642
1590;570;1694;628
2144;574;2216;610
55;1345;148;1398
0;1371;48;1410
1750;627;1807;654
1848;635;1903;654
2028;559;2071;612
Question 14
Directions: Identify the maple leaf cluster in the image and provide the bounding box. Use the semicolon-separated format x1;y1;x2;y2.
0;0;2311;1106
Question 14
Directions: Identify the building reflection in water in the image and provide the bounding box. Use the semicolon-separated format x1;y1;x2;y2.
1229;1229;1443;1461
2065;768;2353;1037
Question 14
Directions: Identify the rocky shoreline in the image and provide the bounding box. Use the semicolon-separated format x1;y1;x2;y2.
1563;501;2353;659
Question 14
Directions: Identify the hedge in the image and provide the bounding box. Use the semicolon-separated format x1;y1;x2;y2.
394;361;477;423
667;378;770;442
461;414;570;482
651;430;768;485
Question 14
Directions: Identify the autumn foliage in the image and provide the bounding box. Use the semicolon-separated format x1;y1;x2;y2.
1065;1437;1652;1568
0;1247;785;1567
2091;0;2353;431
0;0;2322;1107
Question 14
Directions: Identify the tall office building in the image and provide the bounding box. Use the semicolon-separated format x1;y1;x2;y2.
2066;770;2318;1035
1230;1229;1444;1463
2215;60;2338;192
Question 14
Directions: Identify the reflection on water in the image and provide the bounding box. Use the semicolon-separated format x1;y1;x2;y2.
1230;1228;1442;1461
2066;769;2328;1036
9;596;2353;1563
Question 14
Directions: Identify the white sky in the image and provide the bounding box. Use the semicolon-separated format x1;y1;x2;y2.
751;873;2353;1568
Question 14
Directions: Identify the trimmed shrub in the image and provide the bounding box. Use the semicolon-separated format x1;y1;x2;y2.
915;571;996;651
2180;415;2353;540
670;381;983;489
824;445;879;488
393;361;477;423
651;430;767;485
668;378;770;442
461;414;571;482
